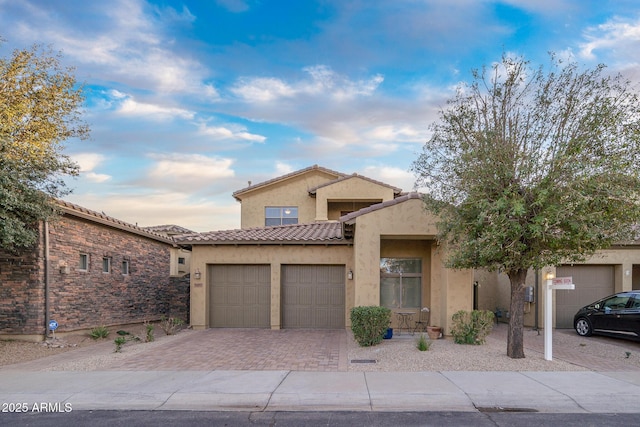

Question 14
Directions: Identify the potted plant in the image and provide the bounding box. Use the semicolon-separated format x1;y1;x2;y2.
426;325;442;340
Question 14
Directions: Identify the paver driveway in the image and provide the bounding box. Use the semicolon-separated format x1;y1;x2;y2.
106;329;349;371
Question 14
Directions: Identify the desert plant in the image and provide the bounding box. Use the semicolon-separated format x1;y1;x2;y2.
114;336;126;353
450;310;495;345
160;316;184;335
90;326;109;340
416;334;431;351
350;306;391;347
145;321;155;342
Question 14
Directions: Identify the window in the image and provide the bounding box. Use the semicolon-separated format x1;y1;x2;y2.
79;254;89;271
102;257;111;273
265;206;298;226
178;257;185;265
122;260;129;275
380;258;422;309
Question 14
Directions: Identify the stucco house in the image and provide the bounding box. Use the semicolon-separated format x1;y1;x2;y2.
178;165;473;334
0;201;190;341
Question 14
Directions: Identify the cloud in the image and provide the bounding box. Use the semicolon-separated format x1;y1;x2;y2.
580;16;640;62
361;165;421;193
231;65;384;103
147;153;235;181
215;0;250;13
196;122;266;143
65;191;241;232
71;153;112;183
117;96;195;121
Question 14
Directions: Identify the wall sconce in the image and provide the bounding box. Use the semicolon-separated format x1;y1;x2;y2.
626;270;631;277
347;269;353;280
544;271;555;281
59;265;69;274
194;268;201;280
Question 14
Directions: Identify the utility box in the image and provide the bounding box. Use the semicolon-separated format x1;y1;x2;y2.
524;286;535;302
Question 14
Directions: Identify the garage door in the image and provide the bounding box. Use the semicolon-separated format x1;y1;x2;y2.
208;264;270;328
555;265;615;328
281;265;345;329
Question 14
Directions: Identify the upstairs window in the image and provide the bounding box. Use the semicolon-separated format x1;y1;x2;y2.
178;257;185;265
265;206;298;226
122;260;130;275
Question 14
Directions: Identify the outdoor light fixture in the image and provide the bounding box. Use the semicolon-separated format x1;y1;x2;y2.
544;271;555;281
347;269;353;280
194;268;201;280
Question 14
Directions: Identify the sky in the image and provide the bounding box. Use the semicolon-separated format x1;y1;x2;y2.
2;0;640;232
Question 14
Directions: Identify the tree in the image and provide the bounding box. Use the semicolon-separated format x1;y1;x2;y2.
0;42;89;252
412;54;640;358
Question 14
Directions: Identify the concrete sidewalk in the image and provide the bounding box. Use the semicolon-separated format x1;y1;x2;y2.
2;369;640;413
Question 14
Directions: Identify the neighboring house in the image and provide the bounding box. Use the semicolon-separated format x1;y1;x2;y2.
0;201;190;341
143;224;194;276
476;245;640;330
178;165;473;334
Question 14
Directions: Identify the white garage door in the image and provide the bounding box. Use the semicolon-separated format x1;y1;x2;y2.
555;265;615;329
208;264;270;328
281;265;345;329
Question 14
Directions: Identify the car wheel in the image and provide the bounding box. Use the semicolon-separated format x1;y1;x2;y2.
575;318;592;337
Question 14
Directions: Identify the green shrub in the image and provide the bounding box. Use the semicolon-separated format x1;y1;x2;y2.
160;316;184;335
416;334;431;351
144;321;155;342
450;310;495;345
350;306;391;347
114;336;126;353
90;326;109;340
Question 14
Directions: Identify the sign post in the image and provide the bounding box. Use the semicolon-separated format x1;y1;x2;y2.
544;276;575;361
48;319;58;339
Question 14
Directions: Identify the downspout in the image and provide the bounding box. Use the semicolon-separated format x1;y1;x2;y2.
44;220;50;339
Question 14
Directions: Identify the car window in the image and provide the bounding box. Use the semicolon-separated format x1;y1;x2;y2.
630;297;640;309
602;295;631;310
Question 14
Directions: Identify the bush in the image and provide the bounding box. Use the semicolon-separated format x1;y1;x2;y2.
450;310;495;345
90;326;109;340
350;306;391;347
160;316;184;335
416;334;431;351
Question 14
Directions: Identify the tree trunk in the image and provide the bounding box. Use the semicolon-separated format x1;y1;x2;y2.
506;268;528;358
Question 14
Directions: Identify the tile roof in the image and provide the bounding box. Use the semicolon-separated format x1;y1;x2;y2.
174;222;349;245
232;164;346;200
340;192;423;224
57;200;175;245
308;173;402;195
142;224;195;235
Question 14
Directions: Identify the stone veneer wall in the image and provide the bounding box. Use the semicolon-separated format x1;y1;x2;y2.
0;215;188;337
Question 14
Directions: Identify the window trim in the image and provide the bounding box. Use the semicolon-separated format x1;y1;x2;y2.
380;258;422;309
265;206;298;226
121;259;130;275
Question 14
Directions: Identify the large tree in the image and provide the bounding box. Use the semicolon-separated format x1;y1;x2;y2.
0;43;89;252
412;54;640;358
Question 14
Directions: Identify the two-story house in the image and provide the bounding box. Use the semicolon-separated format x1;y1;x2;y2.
178;165;473;333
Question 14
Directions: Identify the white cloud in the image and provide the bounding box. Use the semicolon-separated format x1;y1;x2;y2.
580;16;640;61
361;165;420;192
215;0;250;13
147;153;235;182
71;153;112;183
231;65;384;103
197;122;266;142
116;96;195;121
275;162;295;175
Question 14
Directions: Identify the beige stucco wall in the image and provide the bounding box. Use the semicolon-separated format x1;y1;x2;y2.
189;244;354;330
475;245;640;329
350;198;473;334
238;170;338;228
315;177;395;221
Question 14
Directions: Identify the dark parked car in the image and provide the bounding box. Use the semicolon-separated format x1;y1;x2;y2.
574;292;640;340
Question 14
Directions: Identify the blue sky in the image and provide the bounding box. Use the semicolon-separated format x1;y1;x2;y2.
1;0;640;231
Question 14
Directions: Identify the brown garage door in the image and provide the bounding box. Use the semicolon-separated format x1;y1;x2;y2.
208;264;270;328
555;265;615;329
281;265;345;329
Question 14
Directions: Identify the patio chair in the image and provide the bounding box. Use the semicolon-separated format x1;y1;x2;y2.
413;307;430;334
